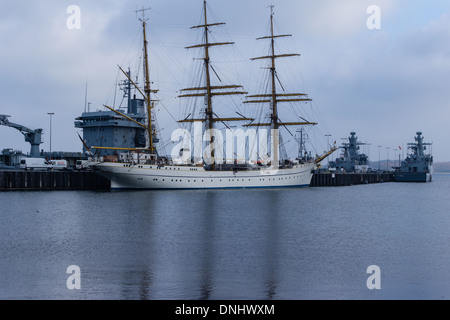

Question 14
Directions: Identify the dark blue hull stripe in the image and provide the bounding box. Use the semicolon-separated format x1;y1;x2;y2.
111;184;310;191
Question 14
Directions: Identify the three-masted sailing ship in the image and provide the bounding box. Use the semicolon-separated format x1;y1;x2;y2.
89;1;334;190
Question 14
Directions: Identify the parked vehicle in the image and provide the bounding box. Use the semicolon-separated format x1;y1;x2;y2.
49;159;68;170
75;160;89;170
20;158;51;171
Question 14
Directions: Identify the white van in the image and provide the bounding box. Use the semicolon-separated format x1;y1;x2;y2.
76;160;89;170
20;158;51;171
49;159;68;170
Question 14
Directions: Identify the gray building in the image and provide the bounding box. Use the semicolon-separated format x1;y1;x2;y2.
75;67;163;157
75;104;147;157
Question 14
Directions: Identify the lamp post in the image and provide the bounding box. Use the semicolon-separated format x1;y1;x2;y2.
377;145;382;170
386;147;390;171
325;134;331;163
393;148;398;168
47;113;55;160
325;134;331;148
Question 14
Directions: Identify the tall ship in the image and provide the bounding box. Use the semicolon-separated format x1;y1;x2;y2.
394;132;433;182
87;1;334;190
328;132;369;173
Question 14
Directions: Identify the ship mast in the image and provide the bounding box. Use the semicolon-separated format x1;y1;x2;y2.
137;7;156;154
408;132;432;157
178;0;252;170
87;8;161;157
244;5;317;129
269;5;280;130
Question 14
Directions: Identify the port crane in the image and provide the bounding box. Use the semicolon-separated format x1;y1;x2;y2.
0;114;43;158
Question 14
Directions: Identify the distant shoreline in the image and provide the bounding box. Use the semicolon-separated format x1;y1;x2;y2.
433;162;450;173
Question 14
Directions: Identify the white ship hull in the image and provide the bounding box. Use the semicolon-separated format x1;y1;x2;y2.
91;162;316;190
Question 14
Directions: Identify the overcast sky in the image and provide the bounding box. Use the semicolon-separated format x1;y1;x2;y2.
1;0;449;162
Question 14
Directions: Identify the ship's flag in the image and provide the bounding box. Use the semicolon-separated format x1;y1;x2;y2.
398;146;402;150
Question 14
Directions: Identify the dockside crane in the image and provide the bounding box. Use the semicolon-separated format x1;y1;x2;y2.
0;114;43;158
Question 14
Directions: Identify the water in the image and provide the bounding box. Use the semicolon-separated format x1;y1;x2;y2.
1;174;450;300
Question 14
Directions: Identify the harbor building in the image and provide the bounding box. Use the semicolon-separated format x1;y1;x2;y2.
74;70;155;157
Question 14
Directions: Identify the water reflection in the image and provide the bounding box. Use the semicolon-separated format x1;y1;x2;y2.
199;191;217;300
161;189;284;300
263;190;281;300
115;189;286;300
3;177;450;299
112;191;157;300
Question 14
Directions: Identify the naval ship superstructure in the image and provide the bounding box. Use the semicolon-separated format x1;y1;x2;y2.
74;69;158;158
328;132;369;173
394;132;433;182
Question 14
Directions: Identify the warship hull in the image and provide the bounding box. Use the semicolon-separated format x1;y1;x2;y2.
394;132;433;183
394;172;432;183
92;162;315;190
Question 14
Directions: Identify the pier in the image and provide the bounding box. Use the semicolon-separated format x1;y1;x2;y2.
0;170;110;191
310;172;394;187
0;170;394;191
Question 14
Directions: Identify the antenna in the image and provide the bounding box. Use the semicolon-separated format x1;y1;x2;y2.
136;6;151;22
84;82;88;113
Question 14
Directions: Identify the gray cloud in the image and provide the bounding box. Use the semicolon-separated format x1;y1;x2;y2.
0;0;448;161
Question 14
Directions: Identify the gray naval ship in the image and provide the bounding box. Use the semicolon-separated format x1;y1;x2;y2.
328;132;369;173
394;132;433;182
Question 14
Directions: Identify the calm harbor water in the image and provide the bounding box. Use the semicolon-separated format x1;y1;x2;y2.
1;174;450;300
